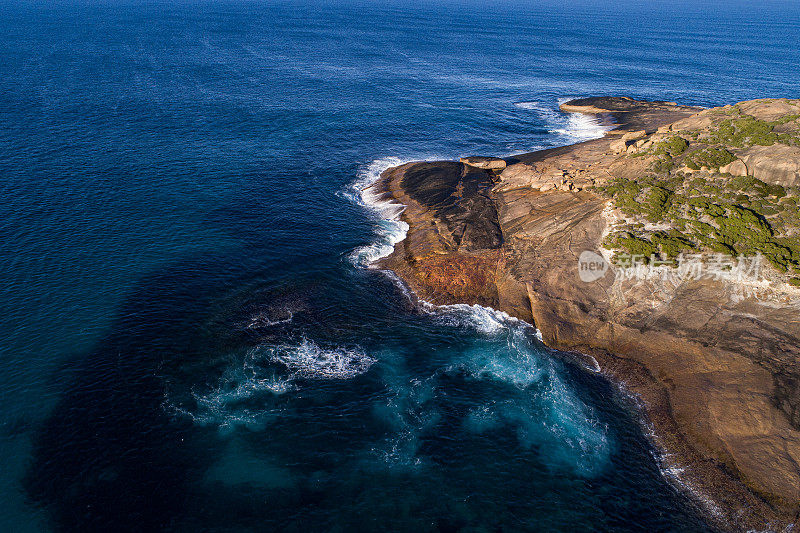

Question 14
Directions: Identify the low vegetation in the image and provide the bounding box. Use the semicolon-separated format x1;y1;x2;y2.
595;173;800;278
708;112;800;148
684;147;736;170
596;105;800;284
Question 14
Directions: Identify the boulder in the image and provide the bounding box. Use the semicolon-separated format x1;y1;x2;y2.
459;156;506;172
669;113;716;133
738;144;800;186
610;138;634;154
621;130;647;141
720;159;748;177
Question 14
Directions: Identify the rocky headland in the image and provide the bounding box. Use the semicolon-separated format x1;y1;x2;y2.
369;97;800;531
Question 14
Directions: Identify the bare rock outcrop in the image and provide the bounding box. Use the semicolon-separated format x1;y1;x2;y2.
736;144;800;186
737;98;800;122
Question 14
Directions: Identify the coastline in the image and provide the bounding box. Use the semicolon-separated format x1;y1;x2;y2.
361;97;800;532
354;161;725;527
350;135;722;526
357;162;727;529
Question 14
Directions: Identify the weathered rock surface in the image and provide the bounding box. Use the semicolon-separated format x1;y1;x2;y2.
373;98;800;532
459;156;507;172
719;158;748;176
737;98;800;122
736;144;800;186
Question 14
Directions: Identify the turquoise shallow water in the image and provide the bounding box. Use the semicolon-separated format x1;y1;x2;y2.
1;0;799;530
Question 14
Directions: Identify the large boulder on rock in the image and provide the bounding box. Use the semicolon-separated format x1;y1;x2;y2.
720;159;749;177
736;144;800;186
621;130;647;141
459;156;506;172
668;113;717;133
609;138;632;154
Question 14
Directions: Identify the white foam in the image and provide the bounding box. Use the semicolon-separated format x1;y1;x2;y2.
411;293;610;472
163;361;293;433
437;316;612;476
268;338;377;380
513;100;545;111
456;344;611;476
166;339;377;432
458;350;545;389
342;156;405;207
449;323;546;389
423;302;523;336
550;112;612;142
612;378;728;523
337;116;614;475
555;96;615;141
242;310;293;329
349;217;409;266
369;375;440;468
345;157;413;267
515;97;613;144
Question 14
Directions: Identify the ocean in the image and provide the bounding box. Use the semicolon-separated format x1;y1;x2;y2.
1;0;798;530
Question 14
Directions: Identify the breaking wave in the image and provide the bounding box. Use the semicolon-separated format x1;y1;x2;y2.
341;155;612;476
425;302;522;335
345;157;411;266
515;98;612;143
550;111;612;142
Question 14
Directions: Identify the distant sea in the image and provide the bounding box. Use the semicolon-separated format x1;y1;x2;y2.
1;0;798;530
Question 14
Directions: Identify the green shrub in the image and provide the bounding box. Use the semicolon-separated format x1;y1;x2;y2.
706;114;800;147
687;147;737;170
653;136;689;156
599;166;800;272
652;232;696;258
643;187;673;221
607;233;657;259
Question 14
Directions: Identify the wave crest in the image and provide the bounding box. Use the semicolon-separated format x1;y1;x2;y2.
427;303;522;335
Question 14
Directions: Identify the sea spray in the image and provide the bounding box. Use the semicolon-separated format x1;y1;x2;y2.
267;338;377;380
423;302;523;336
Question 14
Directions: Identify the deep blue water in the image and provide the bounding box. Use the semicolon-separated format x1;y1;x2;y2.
1;0;799;531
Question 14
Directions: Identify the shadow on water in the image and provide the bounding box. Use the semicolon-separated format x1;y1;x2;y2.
21;242;406;531
21;248;309;532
